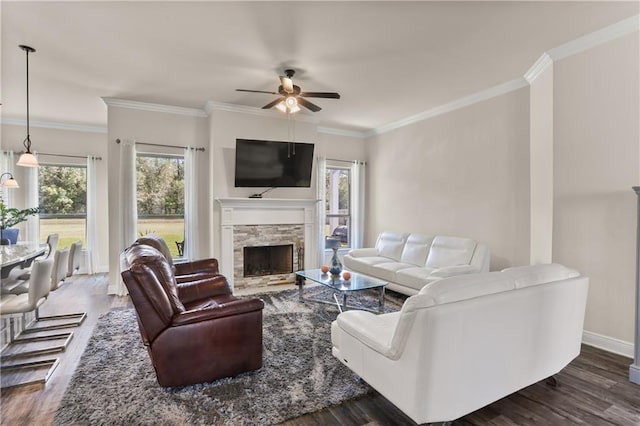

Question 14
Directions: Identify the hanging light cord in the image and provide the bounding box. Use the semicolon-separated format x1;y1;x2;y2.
20;45;35;154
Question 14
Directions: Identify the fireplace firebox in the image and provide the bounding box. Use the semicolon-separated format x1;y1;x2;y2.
243;244;293;278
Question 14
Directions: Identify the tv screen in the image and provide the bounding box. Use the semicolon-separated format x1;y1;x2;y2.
234;139;315;188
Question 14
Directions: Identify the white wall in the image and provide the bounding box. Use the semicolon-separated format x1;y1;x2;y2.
207;109;366;260
553;32;639;345
365;88;531;270
106;106;209;293
529;63;554;264
0;123;109;270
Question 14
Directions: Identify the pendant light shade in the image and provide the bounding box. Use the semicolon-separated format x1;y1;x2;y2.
17;44;38;168
0;172;19;189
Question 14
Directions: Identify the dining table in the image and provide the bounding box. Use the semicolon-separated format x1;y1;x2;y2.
0;242;47;280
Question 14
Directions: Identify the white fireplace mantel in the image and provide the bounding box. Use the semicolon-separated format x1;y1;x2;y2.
215;198;319;290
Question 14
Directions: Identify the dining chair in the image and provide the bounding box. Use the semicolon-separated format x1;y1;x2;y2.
19;248;87;334
67;240;82;277
15;233;59;282
0;258;66;388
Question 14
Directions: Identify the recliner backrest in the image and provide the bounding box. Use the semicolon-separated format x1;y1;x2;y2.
400;234;433;266
375;232;409;261
425;236;477;269
136;234;174;267
121;244;185;343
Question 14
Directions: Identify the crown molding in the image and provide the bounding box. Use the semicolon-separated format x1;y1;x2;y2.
548;14;639;61
205;101;320;124
524;53;553;84
0;117;107;134
102;97;208;117
317;126;366;139
366;77;529;138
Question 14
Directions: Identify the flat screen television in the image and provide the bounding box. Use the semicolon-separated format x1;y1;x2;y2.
234;139;315;188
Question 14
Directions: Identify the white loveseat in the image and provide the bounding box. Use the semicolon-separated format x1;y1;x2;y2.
343;232;490;295
331;264;589;425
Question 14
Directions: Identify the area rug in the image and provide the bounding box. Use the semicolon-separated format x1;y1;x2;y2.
54;287;405;425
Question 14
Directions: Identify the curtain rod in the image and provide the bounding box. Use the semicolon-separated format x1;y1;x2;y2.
37;152;102;160
326;158;366;165
116;138;205;152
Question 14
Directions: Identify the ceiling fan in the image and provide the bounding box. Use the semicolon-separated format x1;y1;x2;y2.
236;69;340;113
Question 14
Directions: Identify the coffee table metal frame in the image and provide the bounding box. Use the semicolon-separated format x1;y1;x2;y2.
295;269;388;313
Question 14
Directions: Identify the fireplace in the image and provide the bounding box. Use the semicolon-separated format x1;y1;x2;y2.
244;244;293;277
216;198;318;290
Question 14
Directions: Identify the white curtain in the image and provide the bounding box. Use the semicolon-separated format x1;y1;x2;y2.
116;140;138;296
350;161;366;249
316;156;327;267
24;157;39;242
86;155;98;274
184;147;198;260
1;151;15;207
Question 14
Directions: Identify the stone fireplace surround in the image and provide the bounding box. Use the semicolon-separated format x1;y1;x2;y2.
216;198;318;290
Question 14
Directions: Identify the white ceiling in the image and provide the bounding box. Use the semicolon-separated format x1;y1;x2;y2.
1;1;638;133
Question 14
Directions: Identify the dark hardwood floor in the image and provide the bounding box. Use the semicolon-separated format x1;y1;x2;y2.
1;274;638;426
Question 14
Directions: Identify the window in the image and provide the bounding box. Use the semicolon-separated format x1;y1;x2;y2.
325;167;351;248
39;164;87;248
136;153;185;258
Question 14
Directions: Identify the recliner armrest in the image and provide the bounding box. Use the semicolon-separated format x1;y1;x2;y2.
176;275;232;304
172;298;264;326
430;264;481;278
346;248;379;258
174;258;219;276
336;310;401;359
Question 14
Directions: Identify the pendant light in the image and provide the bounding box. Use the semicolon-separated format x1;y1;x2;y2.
16;45;39;168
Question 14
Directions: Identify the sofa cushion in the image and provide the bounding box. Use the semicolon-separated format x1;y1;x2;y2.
418;271;515;305
395;267;439;291
343;256;390;277
501;263;580;289
376;232;409;262
400;233;433;266
371;262;416;282
426;236;477;269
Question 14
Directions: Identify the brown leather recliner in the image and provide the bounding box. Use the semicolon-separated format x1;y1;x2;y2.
120;244;264;387
135;233;220;283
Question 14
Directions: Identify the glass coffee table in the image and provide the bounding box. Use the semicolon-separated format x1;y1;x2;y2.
295;269;388;313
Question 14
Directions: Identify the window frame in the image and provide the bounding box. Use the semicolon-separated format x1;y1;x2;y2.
325;165;352;249
38;162;88;245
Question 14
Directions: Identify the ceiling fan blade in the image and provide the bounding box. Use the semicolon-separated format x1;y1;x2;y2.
236;89;278;95
262;98;284;109
297;97;322;112
280;76;294;94
300;92;341;99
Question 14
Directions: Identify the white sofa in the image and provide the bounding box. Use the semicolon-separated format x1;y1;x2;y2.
331;264;589;425
343;232;490;295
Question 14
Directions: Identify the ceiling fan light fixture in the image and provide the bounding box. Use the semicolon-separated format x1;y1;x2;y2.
285;96;298;109
288;103;301;114
275;101;287;113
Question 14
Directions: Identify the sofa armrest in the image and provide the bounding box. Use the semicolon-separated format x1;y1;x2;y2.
172;298;264;326
347;248;379;258
176;275;231;304
430;265;481;278
336;310;401;359
174;258;219;276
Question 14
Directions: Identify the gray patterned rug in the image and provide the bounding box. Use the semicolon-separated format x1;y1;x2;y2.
54;287;405;425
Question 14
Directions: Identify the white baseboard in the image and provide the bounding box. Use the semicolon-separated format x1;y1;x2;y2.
582;330;634;358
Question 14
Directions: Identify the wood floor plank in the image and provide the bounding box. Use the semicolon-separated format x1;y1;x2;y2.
1;274;639;426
